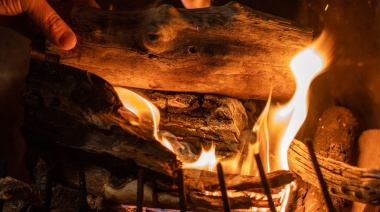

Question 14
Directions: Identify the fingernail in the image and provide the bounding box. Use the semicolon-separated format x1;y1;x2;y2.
59;31;77;50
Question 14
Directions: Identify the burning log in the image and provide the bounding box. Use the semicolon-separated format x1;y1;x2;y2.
302;106;358;211
24;58;250;177
25;58;248;155
40;1;312;101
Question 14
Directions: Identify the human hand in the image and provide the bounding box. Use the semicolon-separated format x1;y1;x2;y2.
0;0;77;50
181;0;210;8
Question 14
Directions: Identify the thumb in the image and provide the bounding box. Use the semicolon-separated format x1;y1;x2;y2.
24;0;77;50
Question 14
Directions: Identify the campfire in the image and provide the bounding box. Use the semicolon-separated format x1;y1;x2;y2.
1;0;379;212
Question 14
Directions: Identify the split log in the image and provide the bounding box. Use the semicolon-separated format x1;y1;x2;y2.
43;1;312;101
288;139;380;205
302;106;357;212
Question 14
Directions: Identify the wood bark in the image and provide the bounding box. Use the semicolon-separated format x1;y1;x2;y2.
42;1;312;101
25;58;249;157
288;139;380;205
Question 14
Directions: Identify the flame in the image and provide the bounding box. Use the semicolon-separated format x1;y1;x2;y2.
183;144;217;171
243;31;332;211
273;46;325;171
114;87;160;140
115;31;333;211
114;86;217;170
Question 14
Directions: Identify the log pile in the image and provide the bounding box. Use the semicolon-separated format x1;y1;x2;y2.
2;58;375;211
15;58;293;210
0;1;377;211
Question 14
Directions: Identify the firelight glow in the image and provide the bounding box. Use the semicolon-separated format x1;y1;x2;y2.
183;144;217;171
114;87;160;140
114;30;332;211
276;46;325;170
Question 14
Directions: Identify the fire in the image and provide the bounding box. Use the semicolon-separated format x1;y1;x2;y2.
114;87;160;140
115;31;333;211
114;86;217;170
183;144;217;171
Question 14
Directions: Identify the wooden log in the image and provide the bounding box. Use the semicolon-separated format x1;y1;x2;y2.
0;177;43;206
129;89;249;154
302;106;357;212
25;58;249;157
288;139;380;205
23;58;180;177
43;2;312;101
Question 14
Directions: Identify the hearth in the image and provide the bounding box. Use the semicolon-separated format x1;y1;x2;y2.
0;0;379;212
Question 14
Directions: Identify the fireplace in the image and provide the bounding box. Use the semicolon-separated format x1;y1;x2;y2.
0;0;379;211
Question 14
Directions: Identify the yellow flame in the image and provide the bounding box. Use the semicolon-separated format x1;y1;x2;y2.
275;46;325;170
114;87;160;140
183;144;217;171
161;136;175;152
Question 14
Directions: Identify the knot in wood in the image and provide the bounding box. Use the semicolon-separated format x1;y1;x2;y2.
141;4;190;54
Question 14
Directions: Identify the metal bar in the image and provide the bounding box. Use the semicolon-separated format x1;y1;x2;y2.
44;170;53;212
0;160;6;212
254;154;276;212
216;163;230;212
136;169;144;212
177;169;187;212
79;171;89;212
306;140;335;212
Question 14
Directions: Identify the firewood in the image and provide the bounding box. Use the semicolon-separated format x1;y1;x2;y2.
3;147;293;211
288;139;380;205
302;106;358;211
0;177;43;206
23;58;250;176
352;130;380;212
41;2;312;101
183;169;294;192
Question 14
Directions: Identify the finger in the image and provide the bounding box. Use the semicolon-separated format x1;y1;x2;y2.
23;0;76;50
181;0;210;8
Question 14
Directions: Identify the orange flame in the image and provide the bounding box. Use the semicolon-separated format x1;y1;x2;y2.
114;87;160;140
246;31;333;211
114;87;217;170
115;30;334;211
